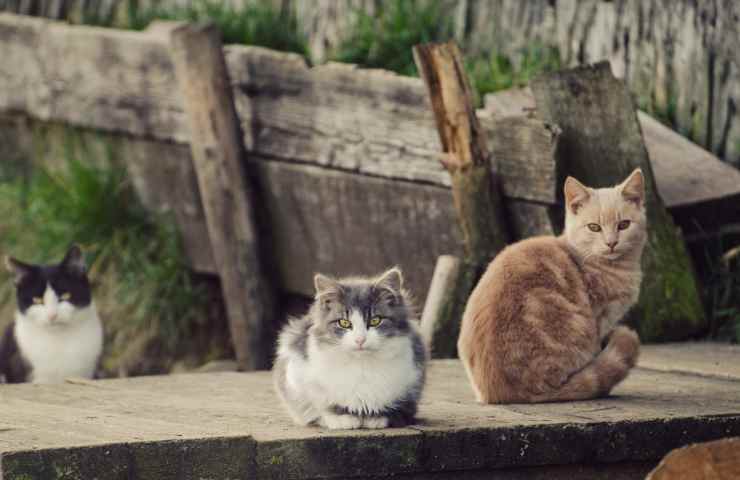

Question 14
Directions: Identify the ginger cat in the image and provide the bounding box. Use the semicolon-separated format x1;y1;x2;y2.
458;169;646;403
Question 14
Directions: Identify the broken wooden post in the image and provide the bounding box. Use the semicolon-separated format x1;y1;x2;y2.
531;62;705;341
413;40;511;357
169;21;276;370
420;255;461;351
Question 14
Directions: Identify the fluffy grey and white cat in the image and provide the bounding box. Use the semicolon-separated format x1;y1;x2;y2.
274;267;427;430
0;246;103;384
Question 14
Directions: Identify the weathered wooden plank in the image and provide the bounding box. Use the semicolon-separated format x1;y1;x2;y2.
485;88;740;209
170;21;276;371
0;14;559;203
226;44;558;203
253;159;462;301
532;62;705;342
0;13;188;143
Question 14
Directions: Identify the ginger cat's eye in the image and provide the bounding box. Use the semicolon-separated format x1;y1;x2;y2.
617;220;631;230
337;318;352;329
60;292;72;301
587;223;602;232
32;297;43;305
369;316;383;327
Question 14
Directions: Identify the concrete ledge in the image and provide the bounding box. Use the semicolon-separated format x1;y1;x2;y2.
2;345;740;479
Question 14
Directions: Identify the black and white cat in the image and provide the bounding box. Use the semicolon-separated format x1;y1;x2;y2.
0;245;103;384
274;267;427;429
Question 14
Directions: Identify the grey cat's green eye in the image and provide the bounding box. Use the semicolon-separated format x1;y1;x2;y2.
617;220;631;230
60;292;71;301
369;316;383;327
337;318;352;329
587;223;601;232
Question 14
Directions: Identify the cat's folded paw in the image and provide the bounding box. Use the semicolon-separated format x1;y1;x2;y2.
608;326;640;368
363;416;389;429
320;413;363;430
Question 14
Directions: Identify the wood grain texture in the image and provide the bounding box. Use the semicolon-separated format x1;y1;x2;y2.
0;14;559;203
532;62;706;342
485;88;740;209
253;159;462;302
420;255;461;350
170;21;276;371
0;13;188;142
412;41;510;358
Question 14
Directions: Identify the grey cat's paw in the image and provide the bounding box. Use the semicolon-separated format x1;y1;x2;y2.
320;413;363;430
363;416;389;429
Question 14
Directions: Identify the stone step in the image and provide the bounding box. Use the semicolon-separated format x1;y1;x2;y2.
1;343;739;479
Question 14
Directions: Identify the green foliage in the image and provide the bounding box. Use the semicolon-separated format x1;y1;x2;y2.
467;44;561;106
0;138;208;357
334;1;560;104
333;0;453;76
87;0;308;57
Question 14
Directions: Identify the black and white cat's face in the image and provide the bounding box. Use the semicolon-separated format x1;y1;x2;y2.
310;268;412;354
5;246;92;327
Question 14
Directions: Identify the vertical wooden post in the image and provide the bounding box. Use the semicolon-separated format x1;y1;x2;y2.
531;62;705;341
413;40;510;357
169;22;276;370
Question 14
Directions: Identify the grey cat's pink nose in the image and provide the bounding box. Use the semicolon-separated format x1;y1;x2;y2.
355;337;366;346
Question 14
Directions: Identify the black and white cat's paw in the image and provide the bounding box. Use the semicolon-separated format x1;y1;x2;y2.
320;413;363;430
362;416;389;429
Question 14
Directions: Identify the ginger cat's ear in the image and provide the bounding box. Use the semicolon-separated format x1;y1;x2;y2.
564;176;590;214
620;168;645;207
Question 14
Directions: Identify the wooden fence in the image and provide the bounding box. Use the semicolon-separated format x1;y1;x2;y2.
1;13;739;365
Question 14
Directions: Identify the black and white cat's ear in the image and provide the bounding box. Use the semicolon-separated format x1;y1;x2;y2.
620;168;645;207
375;267;403;293
4;256;33;285
563;176;591;215
61;245;87;276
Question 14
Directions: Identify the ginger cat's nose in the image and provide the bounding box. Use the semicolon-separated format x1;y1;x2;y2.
606;241;618;251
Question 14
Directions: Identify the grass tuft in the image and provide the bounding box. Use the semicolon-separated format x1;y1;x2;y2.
83;0;308;57
333;0;453;76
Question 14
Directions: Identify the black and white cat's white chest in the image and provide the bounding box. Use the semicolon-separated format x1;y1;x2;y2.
0;246;103;384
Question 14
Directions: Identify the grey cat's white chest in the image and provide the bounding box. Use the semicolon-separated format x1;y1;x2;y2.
15;305;103;383
302;337;421;414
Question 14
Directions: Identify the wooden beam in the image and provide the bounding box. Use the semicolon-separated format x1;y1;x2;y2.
169;21;276;370
531;62;705;342
413;40;511;357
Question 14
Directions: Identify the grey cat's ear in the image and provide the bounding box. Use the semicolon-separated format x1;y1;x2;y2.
5;256;33;285
620;168;645;207
314;273;340;297
564;176;590;214
375;267;403;293
61;245;86;275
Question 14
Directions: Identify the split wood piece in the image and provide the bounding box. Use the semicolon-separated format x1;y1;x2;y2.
169;21;276;371
531;61;705;342
420;255;461;354
413;40;510;357
646;437;740;480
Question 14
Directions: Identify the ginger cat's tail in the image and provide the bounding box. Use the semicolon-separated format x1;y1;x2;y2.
538;326;640;402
